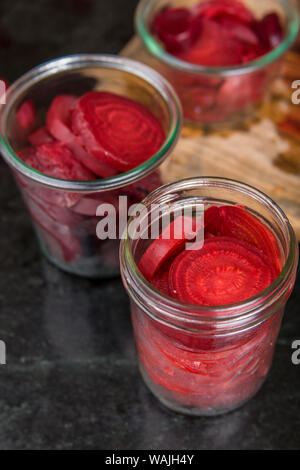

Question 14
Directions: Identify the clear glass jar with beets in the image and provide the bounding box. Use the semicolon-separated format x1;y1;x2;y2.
135;0;299;128
0;55;182;278
120;177;298;416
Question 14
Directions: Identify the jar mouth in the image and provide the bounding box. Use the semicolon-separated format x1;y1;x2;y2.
135;0;299;77
121;177;298;327
0;54;182;192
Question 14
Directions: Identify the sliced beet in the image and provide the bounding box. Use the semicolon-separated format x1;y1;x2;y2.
28;126;55;146
152;1;283;69
17;142;95;182
153;7;200;54
168;237;277;306
194;0;254;24
218;16;259;45
46;94;78;143
67;137;117;178
71;191;120;217
151;263;171;296
22;187;84;227
216;73;265;112
138;216;202;281
204;205;281;274
46;93;116;178
71;91;165;173
25;195;81;262
253;13;283;50
178;19;244;66
16;99;36;129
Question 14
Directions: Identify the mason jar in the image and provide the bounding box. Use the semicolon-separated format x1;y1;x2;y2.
0;54;182;278
135;0;299;128
120;177;298;415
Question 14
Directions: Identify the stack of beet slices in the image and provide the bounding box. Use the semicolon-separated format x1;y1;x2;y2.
17;91;165;180
152;0;285;123
138;205;281;306
153;0;284;66
15;91;165;265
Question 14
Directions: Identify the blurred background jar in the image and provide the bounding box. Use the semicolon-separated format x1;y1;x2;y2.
135;0;299;128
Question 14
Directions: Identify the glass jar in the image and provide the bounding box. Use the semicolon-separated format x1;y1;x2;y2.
120;177;298;416
0;54;182;278
135;0;299;128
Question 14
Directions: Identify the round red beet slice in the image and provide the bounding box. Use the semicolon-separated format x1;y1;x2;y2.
46;94;78;143
46;94;116;178
138;216;202;281
71;91;166;173
18;142;95;182
16;99;36;129
168;237;277;306
205;205;282;274
153;7;200;54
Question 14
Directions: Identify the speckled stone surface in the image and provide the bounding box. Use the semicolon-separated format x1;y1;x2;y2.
0;0;299;451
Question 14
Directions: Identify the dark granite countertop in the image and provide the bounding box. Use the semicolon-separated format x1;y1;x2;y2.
0;0;299;450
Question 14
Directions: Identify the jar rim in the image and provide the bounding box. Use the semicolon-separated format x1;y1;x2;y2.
135;0;299;77
0;54;182;192
121;177;298;330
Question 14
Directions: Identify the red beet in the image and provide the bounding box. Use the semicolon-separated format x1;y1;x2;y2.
16;99;36;129
46;94;78;143
253;13;284;50
151;263;171;296
17;142;95;182
71;191;120;217
153;7;201;54
178;19;244;66
138;216;201;281
168;236;276;305
67;137;118;178
71;91;165;173
193;0;254;24
24;195;81;262
153;0;283;68
204;205;282;274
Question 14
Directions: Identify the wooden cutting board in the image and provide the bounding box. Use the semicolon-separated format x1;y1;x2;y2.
121;36;300;239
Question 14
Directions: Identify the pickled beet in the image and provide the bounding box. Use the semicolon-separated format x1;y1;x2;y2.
152;0;284;66
134;199;284;413
46;94;78;143
72;91;165;173
204;205;282;274
253;13;284;50
168;237;276;305
17;142;95;182
16;99;36;129
153;7;200;54
139;205;281;305
138;216;202;281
